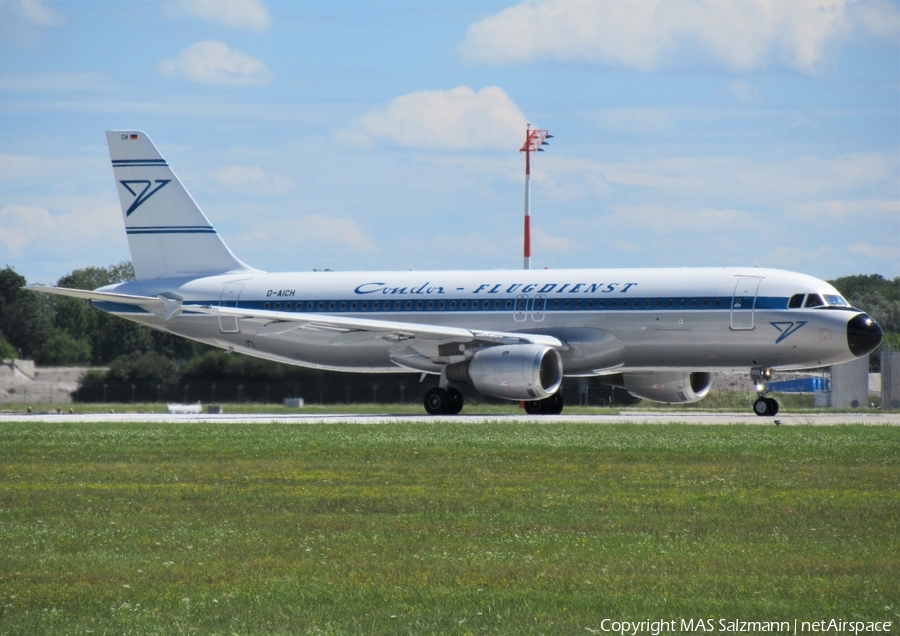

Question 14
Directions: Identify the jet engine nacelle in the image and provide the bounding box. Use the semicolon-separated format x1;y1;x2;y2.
446;344;563;401
614;371;713;404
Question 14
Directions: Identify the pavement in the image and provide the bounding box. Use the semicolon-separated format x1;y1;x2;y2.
1;410;898;425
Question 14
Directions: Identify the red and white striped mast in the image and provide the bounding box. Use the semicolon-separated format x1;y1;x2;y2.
519;124;552;269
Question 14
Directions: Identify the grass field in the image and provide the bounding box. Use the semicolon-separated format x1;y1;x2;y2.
0;421;897;635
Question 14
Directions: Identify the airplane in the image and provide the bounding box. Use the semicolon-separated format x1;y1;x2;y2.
28;131;883;416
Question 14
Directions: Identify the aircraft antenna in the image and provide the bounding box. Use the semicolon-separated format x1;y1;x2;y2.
519;124;552;269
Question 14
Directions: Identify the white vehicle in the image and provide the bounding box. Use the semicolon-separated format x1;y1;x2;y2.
29;131;883;416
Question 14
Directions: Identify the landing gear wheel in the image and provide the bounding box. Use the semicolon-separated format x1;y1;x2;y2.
753;397;779;416
424;387;451;415
447;387;464;415
753;398;769;416
523;393;564;416
545;392;564;415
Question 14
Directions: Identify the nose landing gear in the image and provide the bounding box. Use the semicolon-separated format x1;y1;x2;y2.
750;367;779;416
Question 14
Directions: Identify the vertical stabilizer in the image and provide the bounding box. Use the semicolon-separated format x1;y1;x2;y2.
106;130;257;280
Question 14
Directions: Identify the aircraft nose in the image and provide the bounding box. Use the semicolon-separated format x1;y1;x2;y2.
847;313;883;357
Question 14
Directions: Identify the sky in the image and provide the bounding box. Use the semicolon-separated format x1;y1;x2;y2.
0;0;898;286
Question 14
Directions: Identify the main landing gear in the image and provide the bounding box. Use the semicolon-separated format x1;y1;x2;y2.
424;386;464;415
523;392;564;416
751;367;779;417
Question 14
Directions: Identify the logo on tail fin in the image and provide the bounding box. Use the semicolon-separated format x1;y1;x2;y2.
120;179;171;216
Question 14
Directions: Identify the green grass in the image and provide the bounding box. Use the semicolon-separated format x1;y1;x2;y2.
0;422;898;635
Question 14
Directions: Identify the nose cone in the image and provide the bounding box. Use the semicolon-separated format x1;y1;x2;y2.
847;313;883;357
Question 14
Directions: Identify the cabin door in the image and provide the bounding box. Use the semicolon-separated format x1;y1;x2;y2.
218;283;244;333
731;278;761;330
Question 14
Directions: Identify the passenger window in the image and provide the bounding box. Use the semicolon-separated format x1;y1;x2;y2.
805;294;824;308
340;302;346;311
274;302;280;310
461;301;467;309
505;300;512;309
450;301;456;309
362;302;368;310
415;301;422;310
264;302;270;310
350;302;357;311
285;302;291;310
494;300;500;309
427;301;433;310
329;302;335;311
788;294;805;309
405;301;412;310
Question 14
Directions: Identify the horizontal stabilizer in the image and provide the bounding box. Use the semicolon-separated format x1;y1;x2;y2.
25;286;183;321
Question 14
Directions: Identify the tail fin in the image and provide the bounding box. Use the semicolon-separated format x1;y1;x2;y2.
106;130;258;280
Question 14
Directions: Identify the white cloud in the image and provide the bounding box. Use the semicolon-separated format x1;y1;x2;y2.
164;0;271;33
433;231;506;258
282;214;379;255
532;226;574;253
0;0;64;48
0;205;54;255
339;86;528;151
571;154;897;202
461;0;900;73
0;72;114;92
0;203;120;258
207;166;294;195
793;199;900;220
608;205;758;235
848;242;900;262
1;0;64;27
158;41;273;86
728;80;761;103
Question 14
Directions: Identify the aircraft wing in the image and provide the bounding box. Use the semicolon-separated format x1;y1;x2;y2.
24;286;564;355
196;304;565;350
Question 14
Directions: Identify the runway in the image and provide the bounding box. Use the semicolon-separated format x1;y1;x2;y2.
1;410;898;425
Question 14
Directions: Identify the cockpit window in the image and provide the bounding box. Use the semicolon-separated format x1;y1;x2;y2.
788;294;805;309
824;294;850;307
804;294;825;308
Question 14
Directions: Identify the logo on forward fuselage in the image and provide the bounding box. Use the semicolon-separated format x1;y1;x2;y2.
771;321;808;344
120;179;171;216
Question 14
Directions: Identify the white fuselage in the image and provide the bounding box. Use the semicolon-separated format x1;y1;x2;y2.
97;266;862;376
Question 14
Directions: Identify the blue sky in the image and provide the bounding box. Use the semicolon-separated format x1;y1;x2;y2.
1;0;898;285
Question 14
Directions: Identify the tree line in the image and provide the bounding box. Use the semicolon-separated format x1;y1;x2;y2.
1;263;897;403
